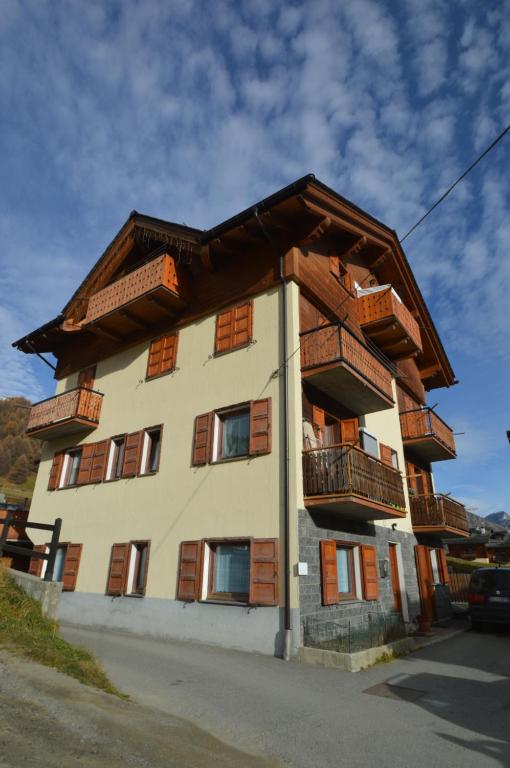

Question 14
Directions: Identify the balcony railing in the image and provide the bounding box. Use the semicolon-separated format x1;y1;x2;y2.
300;323;394;413
27;387;103;439
410;493;469;536
303;443;406;520
357;286;422;358
84;253;187;327
400;407;456;461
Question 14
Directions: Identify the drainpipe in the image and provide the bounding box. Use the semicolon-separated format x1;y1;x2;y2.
253;209;292;661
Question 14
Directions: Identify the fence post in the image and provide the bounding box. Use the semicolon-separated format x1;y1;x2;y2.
44;517;62;582
0;514;11;559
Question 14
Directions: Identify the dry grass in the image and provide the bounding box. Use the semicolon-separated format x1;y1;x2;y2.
0;565;125;697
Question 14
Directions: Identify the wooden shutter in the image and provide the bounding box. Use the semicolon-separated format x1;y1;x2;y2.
78;365;96;389
215;308;234;354
192;413;213;466
48;452;64;490
249;398;272;456
437;548;449;585
360;544;379;600
379;443;393;466
106;543;130;596
249;539;279;606
176;540;203;601
340;417;359;445
90;440;109;483
121;431;144;477
62;544;82;591
76;444;95;485
320;540;339;605
312;406;325;444
415;544;435;620
28;544;46;577
147;333;178;379
215;302;253;354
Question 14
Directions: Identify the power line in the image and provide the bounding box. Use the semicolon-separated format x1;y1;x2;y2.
400;122;510;243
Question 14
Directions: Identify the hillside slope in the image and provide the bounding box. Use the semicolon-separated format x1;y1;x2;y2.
0;397;40;502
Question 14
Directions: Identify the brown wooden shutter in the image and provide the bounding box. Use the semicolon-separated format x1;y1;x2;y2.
106;543;131;596
121;431;144;477
360;544;379;600
146;337;163;378
437;548;449;585
90;440;109;483
249;539;279;606
192;413;213;466
161;333;178;373
48;452;64;490
415;544;435;620
379;443;393;466
215;308;234;354
28;544;46;577
320;540;339;605
62;544;82;591
249;398;271;456
340;417;359;445
232;302;253;349
76;444;95;485
312;406;325;444
176;540;203;601
78;365;96;389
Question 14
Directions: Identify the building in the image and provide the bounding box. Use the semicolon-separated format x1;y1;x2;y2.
446;529;510;564
13;175;468;655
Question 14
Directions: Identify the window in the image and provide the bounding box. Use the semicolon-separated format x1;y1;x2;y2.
146;333;178;379
208;541;250;601
379;443;399;469
106;541;150;597
359;428;378;458
320;540;379;605
127;541;150;595
218;408;250;460
62;449;82;487
30;543;82;591
336;546;357;601
140;427;162;474
53;545;67;582
214;301;253;355
106;436;126;481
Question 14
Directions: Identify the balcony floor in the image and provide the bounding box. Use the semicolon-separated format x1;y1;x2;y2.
27;417;99;440
413;525;470;538
302;361;394;415
85;285;185;338
403;435;456;462
304;493;407;521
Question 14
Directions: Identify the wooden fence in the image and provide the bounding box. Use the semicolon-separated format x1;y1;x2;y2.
448;572;471;602
0;515;62;581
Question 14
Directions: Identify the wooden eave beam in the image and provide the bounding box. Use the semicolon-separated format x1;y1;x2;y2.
298;196;391;253
119;309;150;329
87;325;123;342
147;294;173;312
419;364;442;381
299;217;332;247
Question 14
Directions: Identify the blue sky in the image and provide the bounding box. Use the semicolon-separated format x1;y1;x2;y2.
1;0;509;516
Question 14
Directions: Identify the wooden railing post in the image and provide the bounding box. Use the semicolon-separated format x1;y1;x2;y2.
44;517;62;582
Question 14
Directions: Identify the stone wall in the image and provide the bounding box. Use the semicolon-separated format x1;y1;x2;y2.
7;568;62;620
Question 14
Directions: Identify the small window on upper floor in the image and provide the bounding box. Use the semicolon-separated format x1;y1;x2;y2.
214;301;253;355
217;407;250;460
61;448;83;487
140;426;162;475
146;333;178;380
105;436;126;481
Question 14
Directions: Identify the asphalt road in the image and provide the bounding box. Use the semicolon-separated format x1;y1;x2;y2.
62;623;510;768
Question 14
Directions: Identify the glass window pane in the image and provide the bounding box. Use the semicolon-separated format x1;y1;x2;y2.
336;548;351;594
214;544;249;594
135;544;148;591
148;430;161;472
68;451;81;485
114;439;125;478
221;411;249;458
54;547;66;582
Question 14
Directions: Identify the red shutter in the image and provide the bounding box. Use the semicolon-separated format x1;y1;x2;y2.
76;444;95;485
176;540;203;600
106;543;131;596
249;398;271;456
312;406;325;445
146;337;163;378
28;544;46;577
90;440;109;483
360;544;379;600
379;443;393;466
62;544;82;592
121;431;144;477
78;366;96;389
192;413;213;466
340;418;359;445
232;302;253;349
161;333;178;374
320;540;339;605
249;539;279;606
48;452;64;491
437;548;449;585
215;308;234;354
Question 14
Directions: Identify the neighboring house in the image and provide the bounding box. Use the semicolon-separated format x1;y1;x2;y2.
0;502;32;572
446;530;510;564
13;175;468;655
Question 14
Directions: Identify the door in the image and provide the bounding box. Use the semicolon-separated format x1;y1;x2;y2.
415;545;436;621
388;544;402;614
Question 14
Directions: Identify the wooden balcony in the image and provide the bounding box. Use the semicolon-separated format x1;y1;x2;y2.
300;323;394;414
357;287;422;358
400;407;456;462
27;387;103;440
410;494;469;537
83;253;188;336
303;444;406;521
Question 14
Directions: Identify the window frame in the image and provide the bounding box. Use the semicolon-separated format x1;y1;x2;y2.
126;540;151;597
335;543;358;602
104;434;127;482
205;539;251;604
215;406;250;462
139;425;163;476
61;448;83;488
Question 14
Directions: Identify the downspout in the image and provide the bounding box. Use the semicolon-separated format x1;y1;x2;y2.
253;209;292;661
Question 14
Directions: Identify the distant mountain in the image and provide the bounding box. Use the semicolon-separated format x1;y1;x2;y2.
485;511;510;530
466;509;507;533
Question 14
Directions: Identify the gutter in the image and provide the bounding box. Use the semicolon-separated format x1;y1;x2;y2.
253;209;293;662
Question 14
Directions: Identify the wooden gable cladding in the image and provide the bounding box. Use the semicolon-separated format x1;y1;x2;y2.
360;544;379;600
396;357;426;404
214;301;253;355
146;332;179;379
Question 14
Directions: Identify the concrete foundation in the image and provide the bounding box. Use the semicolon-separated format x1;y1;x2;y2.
299;636;416;672
7;568;62;620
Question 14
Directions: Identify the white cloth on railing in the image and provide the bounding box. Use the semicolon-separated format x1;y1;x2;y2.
356;284;402;303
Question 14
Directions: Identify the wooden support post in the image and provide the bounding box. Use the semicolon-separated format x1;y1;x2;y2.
44;518;62;583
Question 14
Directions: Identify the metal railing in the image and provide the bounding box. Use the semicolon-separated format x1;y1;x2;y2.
27;387;103;433
303;612;407;653
0;515;62;581
303;443;406;510
410;493;469;533
399;407;456;455
300;322;394;401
